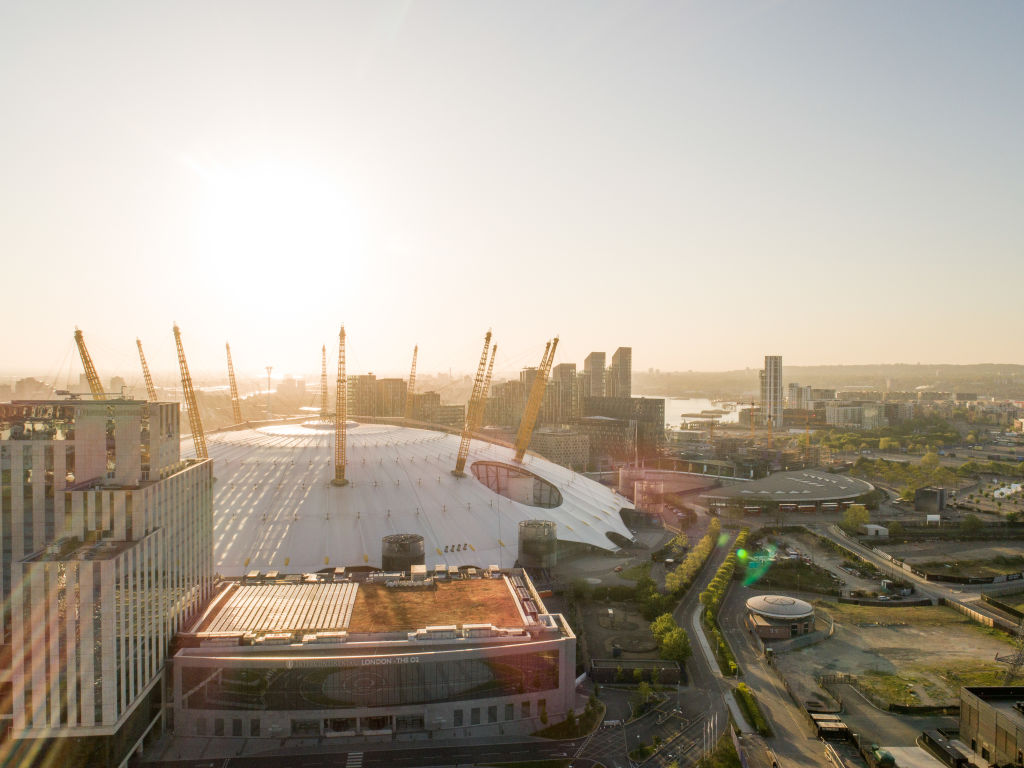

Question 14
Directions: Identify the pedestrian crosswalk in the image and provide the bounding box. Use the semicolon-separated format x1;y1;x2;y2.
346;752;363;767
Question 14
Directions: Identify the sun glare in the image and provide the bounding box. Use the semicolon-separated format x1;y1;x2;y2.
195;160;361;284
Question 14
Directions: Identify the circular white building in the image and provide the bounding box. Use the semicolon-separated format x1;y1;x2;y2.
184;421;635;576
745;594;815;639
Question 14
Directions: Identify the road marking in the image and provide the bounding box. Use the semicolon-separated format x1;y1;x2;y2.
346;753;363;768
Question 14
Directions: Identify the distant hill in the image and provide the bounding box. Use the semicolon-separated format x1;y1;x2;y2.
633;364;1024;400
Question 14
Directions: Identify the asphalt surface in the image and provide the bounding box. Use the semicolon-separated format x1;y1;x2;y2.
830;683;956;748
718;586;826;768
138;738;589;768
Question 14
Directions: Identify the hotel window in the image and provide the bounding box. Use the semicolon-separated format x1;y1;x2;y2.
488;706;497;723
505;703;514;721
453;709;463;727
471;708;480;725
521;701;530;718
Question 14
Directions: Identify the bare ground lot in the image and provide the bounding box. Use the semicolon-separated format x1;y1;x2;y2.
879;540;1024;578
775;601;1014;708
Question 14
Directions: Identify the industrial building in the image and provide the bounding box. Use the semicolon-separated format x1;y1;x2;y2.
171;568;575;741
700;469;874;514
184;420;635;576
0;398;214;765
745;595;815;640
959;686;1024;766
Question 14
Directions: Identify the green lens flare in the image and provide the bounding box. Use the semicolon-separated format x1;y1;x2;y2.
737;549;748;560
743;543;777;587
717;533;730;547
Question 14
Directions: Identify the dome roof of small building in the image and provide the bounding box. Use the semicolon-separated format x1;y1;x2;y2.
745;594;814;620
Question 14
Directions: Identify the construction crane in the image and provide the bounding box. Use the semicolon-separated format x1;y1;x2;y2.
319;345;329;420
74;328;105;400
332;326;348;486
404;345;418;421
453;331;492;477
514;337;559;463
136;338;157;402
174;324;207;459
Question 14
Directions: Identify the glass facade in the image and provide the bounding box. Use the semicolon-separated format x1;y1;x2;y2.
181;650;559;712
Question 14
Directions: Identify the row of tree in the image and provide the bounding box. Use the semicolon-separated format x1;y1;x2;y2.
700;528;749;676
665;518;720;593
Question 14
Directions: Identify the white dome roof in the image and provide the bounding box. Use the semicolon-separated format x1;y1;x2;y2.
745;594;814;620
184;421;635;576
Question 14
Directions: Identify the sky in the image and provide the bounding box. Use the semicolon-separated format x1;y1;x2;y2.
1;1;1021;385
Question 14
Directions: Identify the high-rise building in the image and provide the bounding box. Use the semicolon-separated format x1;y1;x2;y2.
375;378;407;417
608;347;632;399
583;352;606;398
0;398;213;764
759;355;783;428
348;374;377;417
547;363;579;424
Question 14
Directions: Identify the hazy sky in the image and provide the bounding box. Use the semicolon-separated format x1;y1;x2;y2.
2;1;1021;385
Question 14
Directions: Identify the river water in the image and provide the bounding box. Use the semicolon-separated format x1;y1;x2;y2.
652;396;751;428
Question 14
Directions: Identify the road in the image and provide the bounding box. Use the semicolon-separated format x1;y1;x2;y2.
718;586;827;768
814;524;1014;627
139;737;592;768
829;683;956;748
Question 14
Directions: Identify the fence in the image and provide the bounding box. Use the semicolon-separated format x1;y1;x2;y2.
940;597;1018;632
980;593;1024;621
819;673;959;716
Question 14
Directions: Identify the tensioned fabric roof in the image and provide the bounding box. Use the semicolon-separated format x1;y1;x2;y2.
183;421;634;576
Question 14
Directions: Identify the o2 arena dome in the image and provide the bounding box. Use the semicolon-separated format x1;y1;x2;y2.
184;420;635;576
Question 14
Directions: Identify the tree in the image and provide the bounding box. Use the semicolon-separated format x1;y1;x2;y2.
650;613;677;642
887;521;903;537
961;513;983;536
842;504;870;532
660;626;692;663
633;680;654;708
920;451;940;470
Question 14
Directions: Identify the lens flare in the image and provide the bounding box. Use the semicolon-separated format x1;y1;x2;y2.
743;543;777;587
737;548;748;560
717;533;730;547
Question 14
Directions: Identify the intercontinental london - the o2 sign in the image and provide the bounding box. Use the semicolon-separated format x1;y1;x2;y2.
285;656;423;669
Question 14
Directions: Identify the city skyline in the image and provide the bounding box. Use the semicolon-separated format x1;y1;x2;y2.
2;1;1022;375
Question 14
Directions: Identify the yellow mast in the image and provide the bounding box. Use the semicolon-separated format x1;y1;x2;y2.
404;345;418;420
319;345;329;420
453;331;492;476
226;342;243;425
174;324;207;459
332;326;348;486
514;337;558;462
136;338;157;401
74;328;105;400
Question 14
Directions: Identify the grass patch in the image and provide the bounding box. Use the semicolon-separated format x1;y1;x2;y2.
743;558;841;594
701;731;743;768
734;683;772;736
533;700;604;739
619;562;651;582
349;580;523;632
814;600;972;627
858;670;921;707
629;744;656;761
1001;594;1024;612
917;557;1024;578
932;660;1007;688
